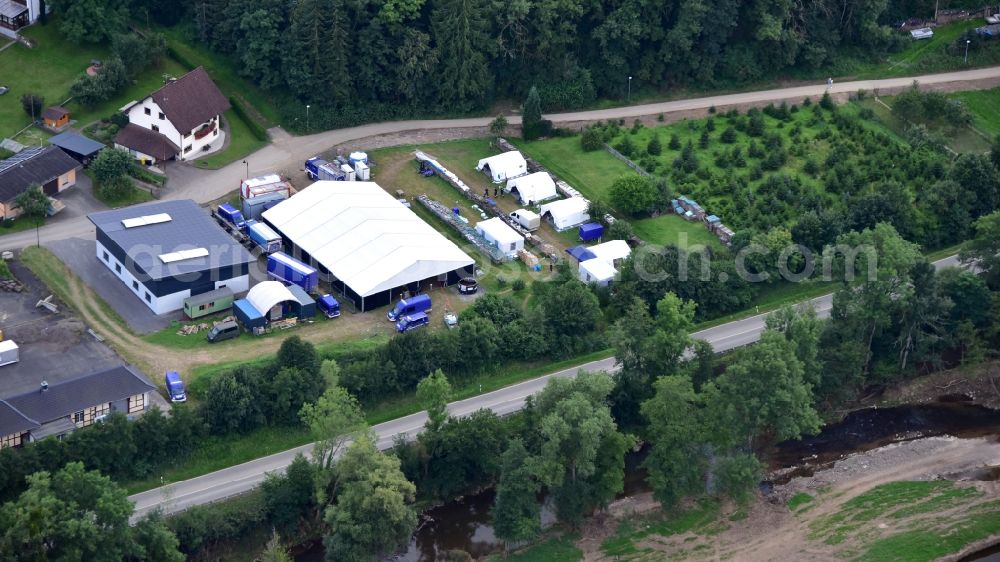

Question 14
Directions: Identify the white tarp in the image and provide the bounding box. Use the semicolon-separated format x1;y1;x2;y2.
579;259;616;286
246;281;295;320
506;172;557;205
476;217;524;258
476;151;527;182
263;181;474;298
539;197;591;231
589;239;631;267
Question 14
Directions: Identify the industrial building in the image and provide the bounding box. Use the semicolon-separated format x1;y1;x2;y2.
262;181;475;311
88;200;253;315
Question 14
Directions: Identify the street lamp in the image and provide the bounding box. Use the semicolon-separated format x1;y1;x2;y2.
305;104;311;133
627;76;632;103
965;39;971;64
242;159;248;180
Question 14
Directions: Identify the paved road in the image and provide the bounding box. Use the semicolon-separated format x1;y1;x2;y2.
128;255;962;520
5;66;1000;252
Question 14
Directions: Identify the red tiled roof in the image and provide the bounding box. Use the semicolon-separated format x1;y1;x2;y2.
41;106;69;121
150;67;230;134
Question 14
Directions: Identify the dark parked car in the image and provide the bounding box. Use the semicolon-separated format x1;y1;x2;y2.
458;277;478;295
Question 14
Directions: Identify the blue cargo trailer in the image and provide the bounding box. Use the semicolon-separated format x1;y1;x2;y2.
245;220;283;253
578;222;604;242
267;252;318;293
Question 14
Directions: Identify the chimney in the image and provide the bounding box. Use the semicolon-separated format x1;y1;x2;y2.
40;380;48;392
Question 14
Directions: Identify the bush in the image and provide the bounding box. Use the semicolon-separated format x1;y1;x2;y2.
708;105;717;114
720;127;737;144
512;279;526;291
657;113;665;122
668;134;681;150
609;175;657;215
581;127;603;152
647;134;662;156
20;94;44;119
109;112;129;128
819;92;835;111
616;135;636;158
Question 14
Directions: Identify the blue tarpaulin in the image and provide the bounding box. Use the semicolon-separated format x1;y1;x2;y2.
566;245;597;262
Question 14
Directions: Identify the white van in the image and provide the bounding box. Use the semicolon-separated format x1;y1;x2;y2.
509;209;540;231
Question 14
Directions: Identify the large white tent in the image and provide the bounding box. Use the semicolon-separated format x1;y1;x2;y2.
246;281;297;320
579;259;617;286
475;217;524;258
476;151;527;182
505;172;557;205
539;197;591;231
262;181;474;310
589;239;631;267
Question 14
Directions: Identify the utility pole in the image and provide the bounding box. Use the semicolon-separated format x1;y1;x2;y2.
627;76;632;103
965;39;971;64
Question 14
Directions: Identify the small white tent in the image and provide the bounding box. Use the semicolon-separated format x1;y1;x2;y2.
476;217;524;258
589;239;631;267
476;151;527;182
505;172;557;205
539;197;591;231
579;259;616;286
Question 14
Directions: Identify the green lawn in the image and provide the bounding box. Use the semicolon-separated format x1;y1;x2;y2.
601;500;723;558
632;214;723;250
951;87;1000;138
0;217;43;235
70;57;191;129
92;182;156;208
511;136;631;204
856;96;991;154
190;110;267;169
488;537;582;562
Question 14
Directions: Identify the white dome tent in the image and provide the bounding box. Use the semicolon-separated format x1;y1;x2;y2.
505;172;557;205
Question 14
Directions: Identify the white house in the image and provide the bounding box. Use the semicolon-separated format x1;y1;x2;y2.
475;217;524;258
539;197;591;231
0;0;43;36
115;67;230;163
505;171;557;205
477;151;527;182
579;259;617;286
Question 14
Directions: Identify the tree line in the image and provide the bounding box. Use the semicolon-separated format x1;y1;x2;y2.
48;0;940;128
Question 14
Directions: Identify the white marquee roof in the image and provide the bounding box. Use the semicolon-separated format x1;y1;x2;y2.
476;151;527;181
505;172;557;204
263;182;474;298
580;258;617;282
246;281;296;314
589;239;631;265
476;217;523;246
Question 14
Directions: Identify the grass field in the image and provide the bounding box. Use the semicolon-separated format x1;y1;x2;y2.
91;181;156;208
487;537;583;562
951;86;1000;138
632;214;723;250
511;136;628;203
858;94;992;154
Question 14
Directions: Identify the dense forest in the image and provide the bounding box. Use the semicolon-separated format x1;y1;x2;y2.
50;0;980;127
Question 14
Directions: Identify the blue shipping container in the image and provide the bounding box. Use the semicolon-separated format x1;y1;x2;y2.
246;221;283;254
234;298;267;331
267;252;318;292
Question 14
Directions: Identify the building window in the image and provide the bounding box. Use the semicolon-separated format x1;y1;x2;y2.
73;402;110;427
132;280;139;291
115;263;121;274
158;112;165;120
0;432;24;450
145;292;151;303
127;393;146;414
73;410;84;424
184;145;192;154
144;107;151;116
102;251;109;262
214;129;218;136
151;124;159;133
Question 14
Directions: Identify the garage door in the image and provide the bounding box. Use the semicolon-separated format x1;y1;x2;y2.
42;179;58;196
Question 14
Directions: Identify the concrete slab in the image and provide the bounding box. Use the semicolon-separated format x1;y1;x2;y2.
47;237;178;334
0;260;122;396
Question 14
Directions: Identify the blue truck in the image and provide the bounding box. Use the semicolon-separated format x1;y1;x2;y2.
267;252;318;293
387;294;432;321
318;294;341;318
305;156;350;181
165;371;186;402
214;203;246;234
245;220;283;254
395;312;429;332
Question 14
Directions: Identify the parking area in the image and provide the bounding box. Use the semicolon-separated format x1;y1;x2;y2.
47;238;179;334
0;260;121;395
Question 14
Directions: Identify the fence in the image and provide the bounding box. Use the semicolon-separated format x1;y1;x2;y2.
603;144;651;177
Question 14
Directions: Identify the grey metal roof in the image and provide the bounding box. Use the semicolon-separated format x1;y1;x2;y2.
49;132;106;157
0;399;38;437
30;417;77;440
88;200;253;280
4;365;156;426
0;146;80;202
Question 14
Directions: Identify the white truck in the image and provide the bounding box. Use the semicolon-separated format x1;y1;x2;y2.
0;340;19;367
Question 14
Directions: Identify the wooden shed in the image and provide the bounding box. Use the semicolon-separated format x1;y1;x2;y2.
182;287;235;319
41;107;70;129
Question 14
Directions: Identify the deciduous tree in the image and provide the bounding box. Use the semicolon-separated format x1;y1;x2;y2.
492;438;539;551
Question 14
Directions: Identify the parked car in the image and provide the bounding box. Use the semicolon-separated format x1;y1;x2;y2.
206;320;240;343
458;277;478;295
396;312;429;333
0;86;8;96
165;371;187;402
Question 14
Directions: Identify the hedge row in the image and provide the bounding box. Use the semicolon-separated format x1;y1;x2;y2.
229;97;268;142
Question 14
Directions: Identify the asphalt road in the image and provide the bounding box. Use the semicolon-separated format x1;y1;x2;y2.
4;66;1000;252
128;255;962;520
